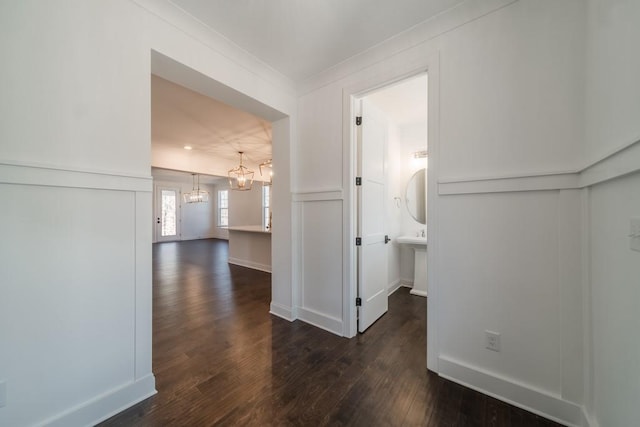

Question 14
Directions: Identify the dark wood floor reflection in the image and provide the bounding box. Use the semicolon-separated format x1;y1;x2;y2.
100;238;562;426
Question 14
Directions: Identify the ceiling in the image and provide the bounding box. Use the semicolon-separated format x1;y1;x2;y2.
169;0;463;82
152;74;272;175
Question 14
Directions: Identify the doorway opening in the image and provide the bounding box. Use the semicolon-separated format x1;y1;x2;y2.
343;62;440;372
353;74;429;334
147;49;294;374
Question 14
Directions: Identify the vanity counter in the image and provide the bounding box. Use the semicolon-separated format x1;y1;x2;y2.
228;225;271;272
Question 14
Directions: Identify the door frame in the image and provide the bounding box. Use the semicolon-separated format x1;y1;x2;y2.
342;51;440;372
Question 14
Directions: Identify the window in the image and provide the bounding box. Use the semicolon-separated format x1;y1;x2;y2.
160;189;178;237
218;190;228;227
263;186;270;229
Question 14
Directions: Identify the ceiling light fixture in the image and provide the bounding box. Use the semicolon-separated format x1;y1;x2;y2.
183;173;209;203
228;151;254;191
259;159;273;186
183;145;193;150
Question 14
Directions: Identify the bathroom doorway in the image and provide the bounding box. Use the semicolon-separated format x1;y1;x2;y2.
354;74;429;333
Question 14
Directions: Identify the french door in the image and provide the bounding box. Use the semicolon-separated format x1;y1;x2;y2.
155;186;181;242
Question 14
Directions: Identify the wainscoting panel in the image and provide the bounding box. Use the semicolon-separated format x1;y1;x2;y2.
0;163;155;427
295;195;345;335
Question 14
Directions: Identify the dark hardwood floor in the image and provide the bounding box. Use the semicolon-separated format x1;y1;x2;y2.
100;238;563;426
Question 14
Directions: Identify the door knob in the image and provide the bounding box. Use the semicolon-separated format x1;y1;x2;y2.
385;235;390;244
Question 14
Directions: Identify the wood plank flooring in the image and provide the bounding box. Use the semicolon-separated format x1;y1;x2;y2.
99;238;563;427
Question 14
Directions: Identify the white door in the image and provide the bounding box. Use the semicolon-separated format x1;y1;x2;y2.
357;99;389;332
156;186;181;242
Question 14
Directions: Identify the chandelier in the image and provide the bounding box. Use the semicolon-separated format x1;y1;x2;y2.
228;151;254;191
183;173;209;203
259;159;273;186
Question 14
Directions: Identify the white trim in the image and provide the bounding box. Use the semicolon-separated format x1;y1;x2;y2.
438;357;589;427
579;136;640;187
581;187;595;420
270;302;295;322
399;279;414;289
38;374;156;427
134;191;154;380
436;136;640;195
297;307;343;336
582;133;640;171
409;289;428;297
438;172;579;195
228;257;272;273
292;189;344;202
425;50;441;373
0;162;153;192
387;279;402;295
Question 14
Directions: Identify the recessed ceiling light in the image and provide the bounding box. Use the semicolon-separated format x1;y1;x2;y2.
184;145;192;150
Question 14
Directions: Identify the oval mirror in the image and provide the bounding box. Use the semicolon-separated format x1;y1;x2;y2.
405;168;426;224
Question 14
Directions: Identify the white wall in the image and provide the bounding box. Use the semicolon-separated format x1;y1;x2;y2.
0;0;296;425
584;1;640;426
295;0;587;424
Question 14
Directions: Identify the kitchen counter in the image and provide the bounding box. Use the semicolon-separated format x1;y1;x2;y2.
228;225;271;272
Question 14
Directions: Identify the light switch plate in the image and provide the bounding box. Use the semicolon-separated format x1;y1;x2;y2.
631;217;640;252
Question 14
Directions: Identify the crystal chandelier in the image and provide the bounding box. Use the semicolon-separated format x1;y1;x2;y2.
228;151;254;191
183;173;209;203
259;159;273;186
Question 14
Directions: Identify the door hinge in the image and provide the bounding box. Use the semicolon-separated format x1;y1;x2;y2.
356;116;362;126
355;237;362;246
355;177;362;186
356;297;362;306
385;235;390;244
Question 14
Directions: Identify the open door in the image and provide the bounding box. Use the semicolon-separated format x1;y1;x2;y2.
357;99;389;333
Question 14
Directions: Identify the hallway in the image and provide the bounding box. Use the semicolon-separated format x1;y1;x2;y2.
100;239;561;426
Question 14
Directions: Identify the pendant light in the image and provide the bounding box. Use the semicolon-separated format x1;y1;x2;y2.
183;173;209;203
228;151;254;191
259;159;273;186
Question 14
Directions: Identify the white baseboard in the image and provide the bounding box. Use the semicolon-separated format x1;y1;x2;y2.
438;357;589;426
400;279;414;288
270;302;295;321
228;257;272;273
388;279;402;295
297;307;343;336
410;289;428;297
41;374;156;427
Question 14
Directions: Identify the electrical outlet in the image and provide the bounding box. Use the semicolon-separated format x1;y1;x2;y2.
631;217;640;252
485;331;501;352
0;380;6;408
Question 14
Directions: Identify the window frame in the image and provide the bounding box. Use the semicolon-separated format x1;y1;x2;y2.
218;189;229;227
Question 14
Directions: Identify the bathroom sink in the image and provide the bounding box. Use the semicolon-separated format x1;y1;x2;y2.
397;235;427;246
396;235;428;297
